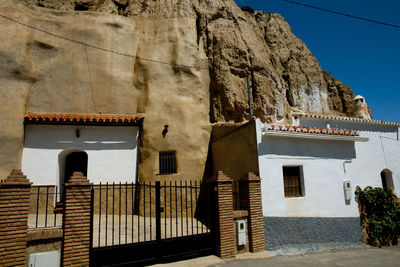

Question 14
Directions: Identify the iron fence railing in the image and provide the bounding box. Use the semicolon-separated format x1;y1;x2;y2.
28;185;62;229
91;181;211;248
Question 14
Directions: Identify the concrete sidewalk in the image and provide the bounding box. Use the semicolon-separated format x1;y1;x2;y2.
152;246;400;267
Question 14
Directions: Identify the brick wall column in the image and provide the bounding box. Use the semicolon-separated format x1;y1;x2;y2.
62;172;92;266
0;169;32;267
239;172;264;252
209;171;235;258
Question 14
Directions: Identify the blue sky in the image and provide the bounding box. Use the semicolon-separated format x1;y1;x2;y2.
234;0;399;122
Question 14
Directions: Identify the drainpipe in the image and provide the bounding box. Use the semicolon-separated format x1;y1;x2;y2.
343;160;352;173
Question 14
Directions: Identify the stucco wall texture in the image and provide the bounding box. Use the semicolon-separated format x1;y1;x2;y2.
257;120;400;218
298;118;400;196
210;121;259;180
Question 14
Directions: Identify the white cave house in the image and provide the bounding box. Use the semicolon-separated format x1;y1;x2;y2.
21;113;144;192
257;112;400;253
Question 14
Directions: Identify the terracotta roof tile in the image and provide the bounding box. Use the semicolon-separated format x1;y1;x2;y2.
24;113;145;126
263;124;360;137
294;113;399;126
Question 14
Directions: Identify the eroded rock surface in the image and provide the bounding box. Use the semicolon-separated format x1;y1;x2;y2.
0;0;361;178
17;0;359;122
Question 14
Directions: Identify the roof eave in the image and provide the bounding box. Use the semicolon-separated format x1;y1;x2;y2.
23;120;143;126
293;113;399;127
262;131;369;142
23;113;145;126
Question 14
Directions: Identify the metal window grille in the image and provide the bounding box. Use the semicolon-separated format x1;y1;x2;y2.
159;151;177;174
283;166;303;197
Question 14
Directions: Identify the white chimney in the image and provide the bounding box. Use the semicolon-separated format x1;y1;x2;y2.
353;95;371;120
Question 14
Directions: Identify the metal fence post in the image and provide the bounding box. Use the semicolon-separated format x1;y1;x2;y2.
156;181;161;241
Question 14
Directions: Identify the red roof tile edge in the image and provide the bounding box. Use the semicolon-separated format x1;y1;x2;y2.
294;113;399;126
263;124;360;136
24;113;145;125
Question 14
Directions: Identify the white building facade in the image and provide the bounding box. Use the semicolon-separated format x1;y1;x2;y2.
21;113;143;188
256;114;400;254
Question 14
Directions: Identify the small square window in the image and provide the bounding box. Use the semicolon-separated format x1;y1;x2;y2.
282;166;304;197
159;151;177;175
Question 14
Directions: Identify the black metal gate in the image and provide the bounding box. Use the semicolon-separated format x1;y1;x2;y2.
90;181;214;266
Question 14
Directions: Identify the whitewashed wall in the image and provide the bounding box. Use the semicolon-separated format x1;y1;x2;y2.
22;125;139;187
299;118;400;196
256;119;400;218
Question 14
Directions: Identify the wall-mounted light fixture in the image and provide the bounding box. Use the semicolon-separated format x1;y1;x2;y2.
75;128;80;138
162;124;169;138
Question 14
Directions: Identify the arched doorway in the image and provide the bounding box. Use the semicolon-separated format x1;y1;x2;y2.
64;152;88;182
58;148;88;200
381;169;394;190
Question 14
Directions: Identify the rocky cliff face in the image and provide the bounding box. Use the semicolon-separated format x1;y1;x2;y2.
0;0;359;178
19;0;358;122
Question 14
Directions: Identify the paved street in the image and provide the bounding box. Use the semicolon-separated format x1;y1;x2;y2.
208;246;400;267
153;246;400;267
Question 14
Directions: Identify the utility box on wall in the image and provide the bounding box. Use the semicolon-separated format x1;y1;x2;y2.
236;219;246;246
343;180;352;202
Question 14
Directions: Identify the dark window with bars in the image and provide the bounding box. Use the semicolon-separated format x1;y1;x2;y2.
282;166;303;197
159;151;177;174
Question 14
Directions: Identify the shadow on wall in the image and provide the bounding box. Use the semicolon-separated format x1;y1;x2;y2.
194;142;215;232
259;136;356;160
24;141;137;151
23;125;138;150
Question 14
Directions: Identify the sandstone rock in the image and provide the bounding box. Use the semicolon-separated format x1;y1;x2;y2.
0;0;364;179
13;0;363;122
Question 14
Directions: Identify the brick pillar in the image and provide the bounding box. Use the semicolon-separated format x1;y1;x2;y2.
209;171;235;258
239;172;264;252
0;169;32;267
62;172;92;266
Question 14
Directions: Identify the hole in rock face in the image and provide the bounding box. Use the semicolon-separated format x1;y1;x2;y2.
33;41;55;50
105;22;123;29
74;2;89;11
286;89;294;107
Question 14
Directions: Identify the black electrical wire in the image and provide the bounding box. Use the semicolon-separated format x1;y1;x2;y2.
0;12;208;69
283;0;400;29
82;13;98;113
